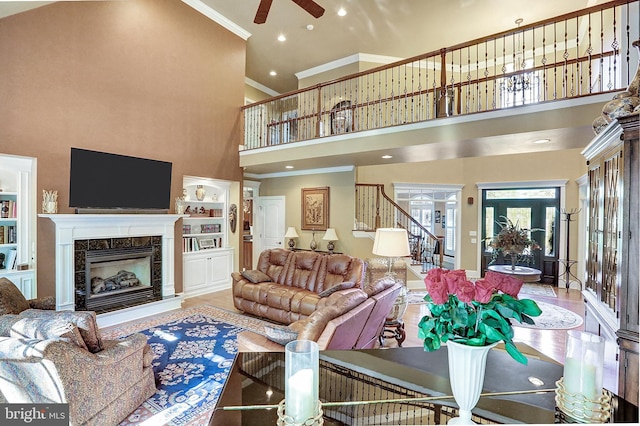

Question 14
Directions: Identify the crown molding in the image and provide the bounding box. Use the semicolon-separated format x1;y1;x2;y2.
244;166;354;180
295;53;404;80
181;0;251;40
245;77;280;97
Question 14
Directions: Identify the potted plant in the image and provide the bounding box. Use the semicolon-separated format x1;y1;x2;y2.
489;216;541;270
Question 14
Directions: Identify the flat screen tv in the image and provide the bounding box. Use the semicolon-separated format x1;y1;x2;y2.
69;148;172;211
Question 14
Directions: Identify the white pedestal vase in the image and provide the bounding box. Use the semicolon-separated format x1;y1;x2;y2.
446;340;498;424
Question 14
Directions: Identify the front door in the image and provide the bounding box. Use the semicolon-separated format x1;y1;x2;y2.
481;187;560;284
254;196;286;259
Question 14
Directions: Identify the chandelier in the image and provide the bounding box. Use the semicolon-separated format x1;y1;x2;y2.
505;18;530;94
505;74;531;93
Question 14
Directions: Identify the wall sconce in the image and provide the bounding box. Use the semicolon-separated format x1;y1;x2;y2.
467;197;474;205
284;227;299;249
322;228;339;254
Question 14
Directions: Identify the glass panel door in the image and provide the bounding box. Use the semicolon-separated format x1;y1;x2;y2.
481;188;560;284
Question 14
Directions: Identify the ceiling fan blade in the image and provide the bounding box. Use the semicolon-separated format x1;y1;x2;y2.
291;0;325;19
254;0;273;24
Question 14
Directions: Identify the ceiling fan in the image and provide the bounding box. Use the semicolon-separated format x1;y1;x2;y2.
254;0;325;24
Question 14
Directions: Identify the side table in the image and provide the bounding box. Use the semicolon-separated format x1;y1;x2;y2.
487;264;542;282
380;319;406;347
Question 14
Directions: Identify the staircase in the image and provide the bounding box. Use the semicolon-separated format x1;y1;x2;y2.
355;183;444;272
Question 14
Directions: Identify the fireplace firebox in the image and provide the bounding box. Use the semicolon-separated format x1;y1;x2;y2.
74;236;162;313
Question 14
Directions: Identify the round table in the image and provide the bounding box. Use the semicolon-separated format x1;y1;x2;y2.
487;264;542;282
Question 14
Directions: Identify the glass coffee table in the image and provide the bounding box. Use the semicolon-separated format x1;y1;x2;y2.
210;346;638;425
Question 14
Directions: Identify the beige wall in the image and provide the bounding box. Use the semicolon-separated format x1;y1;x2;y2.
357;148;587;272
0;0;246;296
259;170;375;258
256;148;587;274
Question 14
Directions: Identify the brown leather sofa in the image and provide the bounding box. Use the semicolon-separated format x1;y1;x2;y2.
232;248;366;324
237;278;402;351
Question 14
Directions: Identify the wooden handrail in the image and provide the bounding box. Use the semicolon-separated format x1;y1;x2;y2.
355;183;445;268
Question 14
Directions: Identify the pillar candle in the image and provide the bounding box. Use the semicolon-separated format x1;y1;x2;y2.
563;331;604;402
285;340;319;423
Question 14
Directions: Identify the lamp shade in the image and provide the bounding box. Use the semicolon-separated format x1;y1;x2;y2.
284;227;299;238
322;228;339;241
372;228;410;257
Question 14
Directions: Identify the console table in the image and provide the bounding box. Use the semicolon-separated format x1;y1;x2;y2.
488;264;542;283
210;346;638;425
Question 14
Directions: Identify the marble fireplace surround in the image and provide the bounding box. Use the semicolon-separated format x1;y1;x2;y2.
41;214;184;327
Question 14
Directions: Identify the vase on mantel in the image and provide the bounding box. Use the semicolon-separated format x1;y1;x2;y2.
446;340;497;425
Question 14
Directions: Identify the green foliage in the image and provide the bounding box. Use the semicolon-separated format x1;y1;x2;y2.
418;292;541;365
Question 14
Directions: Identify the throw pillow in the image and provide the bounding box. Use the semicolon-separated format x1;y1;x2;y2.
263;324;299;345
241;270;272;284
318;281;356;298
0;278;30;315
9;317;89;351
20;309;104;353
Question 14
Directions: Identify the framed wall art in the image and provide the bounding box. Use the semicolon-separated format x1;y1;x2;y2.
301;187;329;231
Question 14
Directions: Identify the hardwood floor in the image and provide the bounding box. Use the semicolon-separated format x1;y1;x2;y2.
169;284;618;393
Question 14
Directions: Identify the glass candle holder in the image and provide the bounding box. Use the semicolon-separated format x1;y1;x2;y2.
563;331;605;403
285;340;319;423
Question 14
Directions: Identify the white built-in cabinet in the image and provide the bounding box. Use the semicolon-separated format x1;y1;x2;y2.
181;176;233;297
0;154;36;298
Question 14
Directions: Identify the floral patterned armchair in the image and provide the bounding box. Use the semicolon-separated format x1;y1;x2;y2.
0;278;156;425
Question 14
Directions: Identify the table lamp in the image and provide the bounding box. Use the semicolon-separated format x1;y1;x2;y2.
372;228;411;328
372;228;411;276
284;227;299;249
322;228;339;254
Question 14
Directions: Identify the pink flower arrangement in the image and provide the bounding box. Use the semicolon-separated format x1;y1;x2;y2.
419;268;542;364
425;268;524;305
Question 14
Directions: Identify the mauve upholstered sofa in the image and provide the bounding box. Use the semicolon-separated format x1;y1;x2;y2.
237;278;402;351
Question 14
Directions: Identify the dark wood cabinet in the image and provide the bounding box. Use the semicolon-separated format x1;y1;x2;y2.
583;113;639;405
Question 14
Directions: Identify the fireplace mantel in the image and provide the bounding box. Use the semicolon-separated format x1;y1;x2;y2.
41;214;185;326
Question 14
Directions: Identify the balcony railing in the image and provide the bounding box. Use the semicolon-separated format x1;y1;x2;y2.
242;0;639;149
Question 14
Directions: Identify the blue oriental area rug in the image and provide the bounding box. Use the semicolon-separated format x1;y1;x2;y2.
101;305;269;426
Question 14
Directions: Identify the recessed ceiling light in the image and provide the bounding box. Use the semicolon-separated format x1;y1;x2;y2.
306;24;314;31
337;8;347;17
382;155;393;159
269;71;277;76
528;376;544;386
285;165;294;169
533;138;551;144
277;34;286;42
